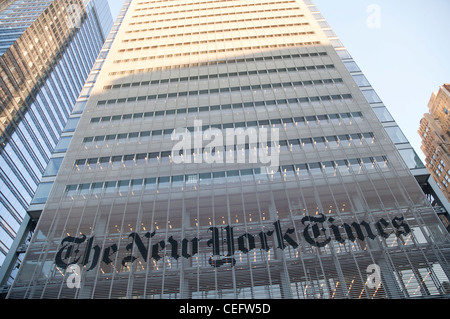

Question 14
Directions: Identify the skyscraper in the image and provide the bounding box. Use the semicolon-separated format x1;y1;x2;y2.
7;0;450;299
419;84;450;201
0;0;113;287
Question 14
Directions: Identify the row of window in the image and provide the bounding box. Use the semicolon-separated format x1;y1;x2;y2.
97;82;347;107
136;0;241;5
131;0;298;18
118;31;316;52
124;14;309;34
136;0;258;10
112;50;327;66
128;6;303;26
65;156;389;197
110;41;321;74
123;22;312;43
75;132;375;170
90;109;362;126
83;119;374;149
104;62;334;90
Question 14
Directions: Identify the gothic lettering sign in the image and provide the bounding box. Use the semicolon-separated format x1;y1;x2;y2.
54;214;411;271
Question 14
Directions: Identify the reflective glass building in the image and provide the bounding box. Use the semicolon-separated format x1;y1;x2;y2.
0;0;113;287
7;0;450;299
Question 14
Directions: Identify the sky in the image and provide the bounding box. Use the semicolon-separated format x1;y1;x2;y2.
106;0;450;161
107;0;124;20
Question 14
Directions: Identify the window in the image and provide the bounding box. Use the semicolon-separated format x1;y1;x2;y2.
144;178;157;190
362;90;382;104
118;180;130;193
65;185;78;197
54;136;72;153
79;183;91;196
91;183;103;195
31;182;53;204
343;61;360;73
213;171;226;183
199;173;211;185
43;157;63;177
72;100;87;114
64;117;80;132
373;107;394;122
158;176;170;187
352;75;370;87
385;126;408;144
105;181;117;193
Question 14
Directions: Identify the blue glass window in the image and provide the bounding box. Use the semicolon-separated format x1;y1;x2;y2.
31;182;54;204
373;107;394;122
362;90;382;104
43;157;64;177
64;117;80;132
54;136;72;152
385;126;408;144
399;149;425;169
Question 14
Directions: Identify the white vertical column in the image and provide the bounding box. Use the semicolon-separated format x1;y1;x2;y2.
269;201;293;299
180;205;191;299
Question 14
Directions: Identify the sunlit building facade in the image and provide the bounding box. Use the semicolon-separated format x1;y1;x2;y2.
419;84;450;206
7;0;450;299
0;0;113;287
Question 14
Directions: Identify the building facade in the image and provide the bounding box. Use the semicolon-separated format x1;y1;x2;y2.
419;84;450;205
7;0;450;299
0;0;113;287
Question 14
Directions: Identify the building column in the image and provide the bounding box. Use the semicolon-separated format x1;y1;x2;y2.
377;255;405;299
269;202;293;299
180;207;191;299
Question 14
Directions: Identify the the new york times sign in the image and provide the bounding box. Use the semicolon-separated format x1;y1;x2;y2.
55;214;411;270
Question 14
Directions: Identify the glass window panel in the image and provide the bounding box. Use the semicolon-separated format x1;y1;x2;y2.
399;148;425;169
91;183;103;195
105;181;117;193
144;178;157;190
213;171;226;184
43;157;63;177
158;176;170;187
54;136;72;153
72;100;87;114
352;74;370;87
199;172;211;185
385;126;408;144
362;89;382;104
79;183;91;196
343;61;360;73
172;175;184;185
118;180;130;192
64;117;80;132
31;182;53;204
185;174;198;185
131;179;144;191
65;185;78;197
336;49;351;59
373;107;394;122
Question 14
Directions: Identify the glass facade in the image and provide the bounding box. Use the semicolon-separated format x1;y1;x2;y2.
0;0;113;285
7;0;450;299
0;0;53;55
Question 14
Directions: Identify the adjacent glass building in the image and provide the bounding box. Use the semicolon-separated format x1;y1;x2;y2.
7;0;450;299
0;0;113;288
